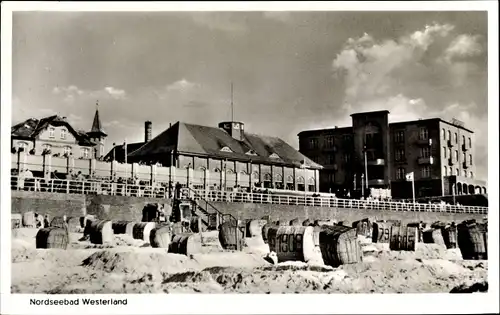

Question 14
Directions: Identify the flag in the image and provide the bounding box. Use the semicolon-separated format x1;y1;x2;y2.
405;172;414;181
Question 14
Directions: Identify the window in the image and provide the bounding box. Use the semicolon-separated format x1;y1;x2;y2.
469;154;472;165
309;138;318;149
421;166;431;178
454;133;458;144
468;137;471;148
63;146;72;156
220;146;232;153
275;174;283;189
443;146;447;158
343;153;351;163
269;153;280;159
470;171;474;178
462;135;466;146
308;177;316;192
456;168;460;177
325;136;334;148
463;152;466;163
454;150;459;162
327;154;335;165
419;127;428;140
463;170;467;178
396;167;406;180
80;147;89;159
447;130;451;141
49;127;55;138
61;128;66;140
420;147;430;158
395;149;405;161
449;167;453;176
441;128;446;140
448;148;452;160
443;166;448;176
395;130;405;143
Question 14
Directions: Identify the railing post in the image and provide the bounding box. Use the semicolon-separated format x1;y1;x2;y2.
66;180;70;194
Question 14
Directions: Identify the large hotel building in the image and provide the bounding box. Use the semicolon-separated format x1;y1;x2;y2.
298;110;487;199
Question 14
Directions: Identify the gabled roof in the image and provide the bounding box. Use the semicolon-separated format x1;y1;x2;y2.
128;122;322;169
11;115;95;146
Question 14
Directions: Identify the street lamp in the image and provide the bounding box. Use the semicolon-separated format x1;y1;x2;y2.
300;160;307;206
361;173;365;198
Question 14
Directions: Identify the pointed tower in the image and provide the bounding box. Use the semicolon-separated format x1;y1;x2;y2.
87;101;107;159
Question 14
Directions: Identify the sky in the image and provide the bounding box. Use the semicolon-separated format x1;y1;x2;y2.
12;11;489;181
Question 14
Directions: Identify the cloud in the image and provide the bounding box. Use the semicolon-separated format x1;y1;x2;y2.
331;23;488;181
443;34;483;62
165;79;198;93
403;23;455;50
190;13;247;33
104;86;127;99
52;85;127;102
52;85;84;96
332;23;460;112
263;12;292;23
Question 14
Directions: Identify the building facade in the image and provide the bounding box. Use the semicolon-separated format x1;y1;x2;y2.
11;107;106;160
298;110;487;198
125;120;322;192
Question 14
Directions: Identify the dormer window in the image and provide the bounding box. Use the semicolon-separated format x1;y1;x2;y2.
220;146;233;153
61;128;66;140
49;127;55;138
269;153;280;159
246;150;258;156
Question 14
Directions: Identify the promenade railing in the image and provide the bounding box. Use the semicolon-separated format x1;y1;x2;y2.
10;175;488;215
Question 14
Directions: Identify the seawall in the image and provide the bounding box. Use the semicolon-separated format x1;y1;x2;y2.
10;191;486;225
211;202;486;225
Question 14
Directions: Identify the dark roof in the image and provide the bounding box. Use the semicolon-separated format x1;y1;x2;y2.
298;117;474;136
88;109;107;137
11;115;95;146
128;122;323;169
103;142;146;162
389;118;474;133
351;110;390;117
297;126;352;136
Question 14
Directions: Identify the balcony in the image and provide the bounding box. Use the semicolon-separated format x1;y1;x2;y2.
367;158;385;166
417;156;434;165
417;138;433;146
447;139;454;147
394;158;407;165
462;143;468;151
368;179;385;186
323;145;337;152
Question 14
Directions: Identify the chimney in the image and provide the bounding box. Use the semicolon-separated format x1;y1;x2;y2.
145;121;152;142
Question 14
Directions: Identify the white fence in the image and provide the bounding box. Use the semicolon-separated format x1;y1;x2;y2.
10;176;488;215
